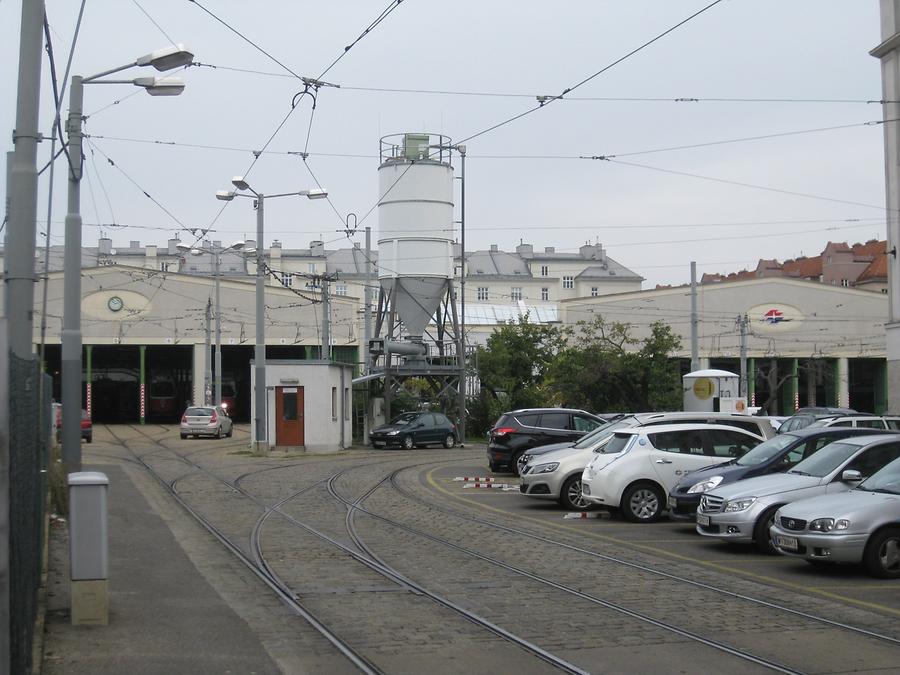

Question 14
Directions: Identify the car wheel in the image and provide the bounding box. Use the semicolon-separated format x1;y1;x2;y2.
753;506;781;554
401;435;414;450
442;434;455;449
559;474;590;511
180;433;188;440
226;426;233;438
515;453;529;476
863;527;900;579
216;426;223;439
621;483;664;523
86;436;92;444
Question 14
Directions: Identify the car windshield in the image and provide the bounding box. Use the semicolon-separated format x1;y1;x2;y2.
573;416;636;449
736;434;798;466
600;433;634;454
788;441;858;477
389;412;421;426
186;407;213;417
857;456;900;494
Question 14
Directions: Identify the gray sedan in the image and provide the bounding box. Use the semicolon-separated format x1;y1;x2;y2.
771;455;900;577
696;433;900;552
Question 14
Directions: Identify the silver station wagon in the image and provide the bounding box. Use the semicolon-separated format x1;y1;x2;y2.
770;455;900;578
696;433;900;552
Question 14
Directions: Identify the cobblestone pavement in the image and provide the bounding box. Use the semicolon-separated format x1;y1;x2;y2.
45;424;900;674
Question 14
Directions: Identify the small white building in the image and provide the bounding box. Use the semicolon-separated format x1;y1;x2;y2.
251;360;353;452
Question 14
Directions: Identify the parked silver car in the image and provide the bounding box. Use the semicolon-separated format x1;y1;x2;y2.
180;405;234;439
696;433;900;552
770;453;900;577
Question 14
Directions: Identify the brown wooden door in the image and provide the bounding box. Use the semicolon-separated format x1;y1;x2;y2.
275;386;304;446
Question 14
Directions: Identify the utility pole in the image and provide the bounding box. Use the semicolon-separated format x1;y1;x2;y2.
690;262;699;372
737;314;749;399
363;226;372;444
204;298;212;405
321;275;331;361
457;145;467;444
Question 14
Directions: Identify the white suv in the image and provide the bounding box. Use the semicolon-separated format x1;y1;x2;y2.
581;423;765;522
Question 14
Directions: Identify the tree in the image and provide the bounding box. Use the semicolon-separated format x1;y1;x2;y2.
547;317;682;412
475;314;567;409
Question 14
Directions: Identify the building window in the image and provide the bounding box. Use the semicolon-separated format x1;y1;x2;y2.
281;273;294;287
160;262;170;272
541;287;549;301
540;265;549;277
331;386;337;420
562;276;574;289
511;287;523;301
343;388;350;420
335;283;347;296
477;286;489;301
591;286;599;297
883;288;889;294
308;263;316;274
840;278;850;287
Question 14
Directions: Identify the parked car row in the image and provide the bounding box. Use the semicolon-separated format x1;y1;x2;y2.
493;407;900;578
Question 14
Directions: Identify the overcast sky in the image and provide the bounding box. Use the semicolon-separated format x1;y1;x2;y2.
0;1;889;288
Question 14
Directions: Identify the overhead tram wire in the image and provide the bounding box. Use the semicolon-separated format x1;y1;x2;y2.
188;63;894;105
314;0;406;81
131;0;179;45
455;0;727;146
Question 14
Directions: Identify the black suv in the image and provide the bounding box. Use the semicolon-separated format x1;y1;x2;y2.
487;408;606;474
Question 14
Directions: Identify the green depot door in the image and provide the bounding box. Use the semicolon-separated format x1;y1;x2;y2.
275;386;304;446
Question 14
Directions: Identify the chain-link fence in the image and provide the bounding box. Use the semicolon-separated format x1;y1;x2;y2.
8;356;48;674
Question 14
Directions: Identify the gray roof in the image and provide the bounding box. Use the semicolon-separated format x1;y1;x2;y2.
576;262;643;281
466;250;532;277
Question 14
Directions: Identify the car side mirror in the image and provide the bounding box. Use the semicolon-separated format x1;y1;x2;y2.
841;469;862;482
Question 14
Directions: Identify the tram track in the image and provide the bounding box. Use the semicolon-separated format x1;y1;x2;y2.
107;426;594;675
382;466;900;647
329;468;804;675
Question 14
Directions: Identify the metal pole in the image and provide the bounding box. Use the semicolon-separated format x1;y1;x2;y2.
204;298;212;405
363;226;372;373
254;195;266;449
322;277;331;361
61;76;84;473
738;314;748;399
457;146;467;444
0;319;8;671
214;251;222;405
6;0;44;362
690;261;699;372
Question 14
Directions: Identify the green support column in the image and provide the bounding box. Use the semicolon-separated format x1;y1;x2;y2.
139;345;146;425
748;358;756;406
875;360;888;415
825;359;837;406
85;345;93;419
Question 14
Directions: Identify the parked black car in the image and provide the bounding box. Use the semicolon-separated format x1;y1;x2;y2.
370;411;457;449
667;426;892;520
776;407;861;433
486;408;606;475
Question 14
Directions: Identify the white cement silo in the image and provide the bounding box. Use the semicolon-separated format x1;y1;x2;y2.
377;133;455;343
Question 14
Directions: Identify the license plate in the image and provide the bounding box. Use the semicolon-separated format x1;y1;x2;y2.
696;514;710;526
668;496;677;509
774;535;798;551
373;441;384;447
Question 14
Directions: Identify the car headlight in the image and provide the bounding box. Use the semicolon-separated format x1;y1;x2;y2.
387;430;400;436
724;497;756;512
809;518;851;532
531;462;559;474
687;476;723;494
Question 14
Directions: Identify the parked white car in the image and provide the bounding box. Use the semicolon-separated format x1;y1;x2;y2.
581;423;764;522
520;413;774;511
770;453;900;577
697;433;900;552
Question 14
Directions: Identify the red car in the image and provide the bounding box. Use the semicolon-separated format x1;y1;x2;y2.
54;407;92;443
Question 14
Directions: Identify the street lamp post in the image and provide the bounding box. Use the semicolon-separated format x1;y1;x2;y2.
61;45;193;473
176;241;245;408
216;181;327;452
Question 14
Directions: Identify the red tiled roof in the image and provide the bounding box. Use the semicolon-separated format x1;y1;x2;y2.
857;253;887;282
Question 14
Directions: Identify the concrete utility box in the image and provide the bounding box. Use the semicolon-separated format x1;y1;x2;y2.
68;471;109;625
683;369;740;413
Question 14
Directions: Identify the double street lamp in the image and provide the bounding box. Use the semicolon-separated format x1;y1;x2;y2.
61;44;194;473
176;241;245;407
216;179;327;450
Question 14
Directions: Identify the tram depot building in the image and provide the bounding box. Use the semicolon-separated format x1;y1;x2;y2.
0;236;892;432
